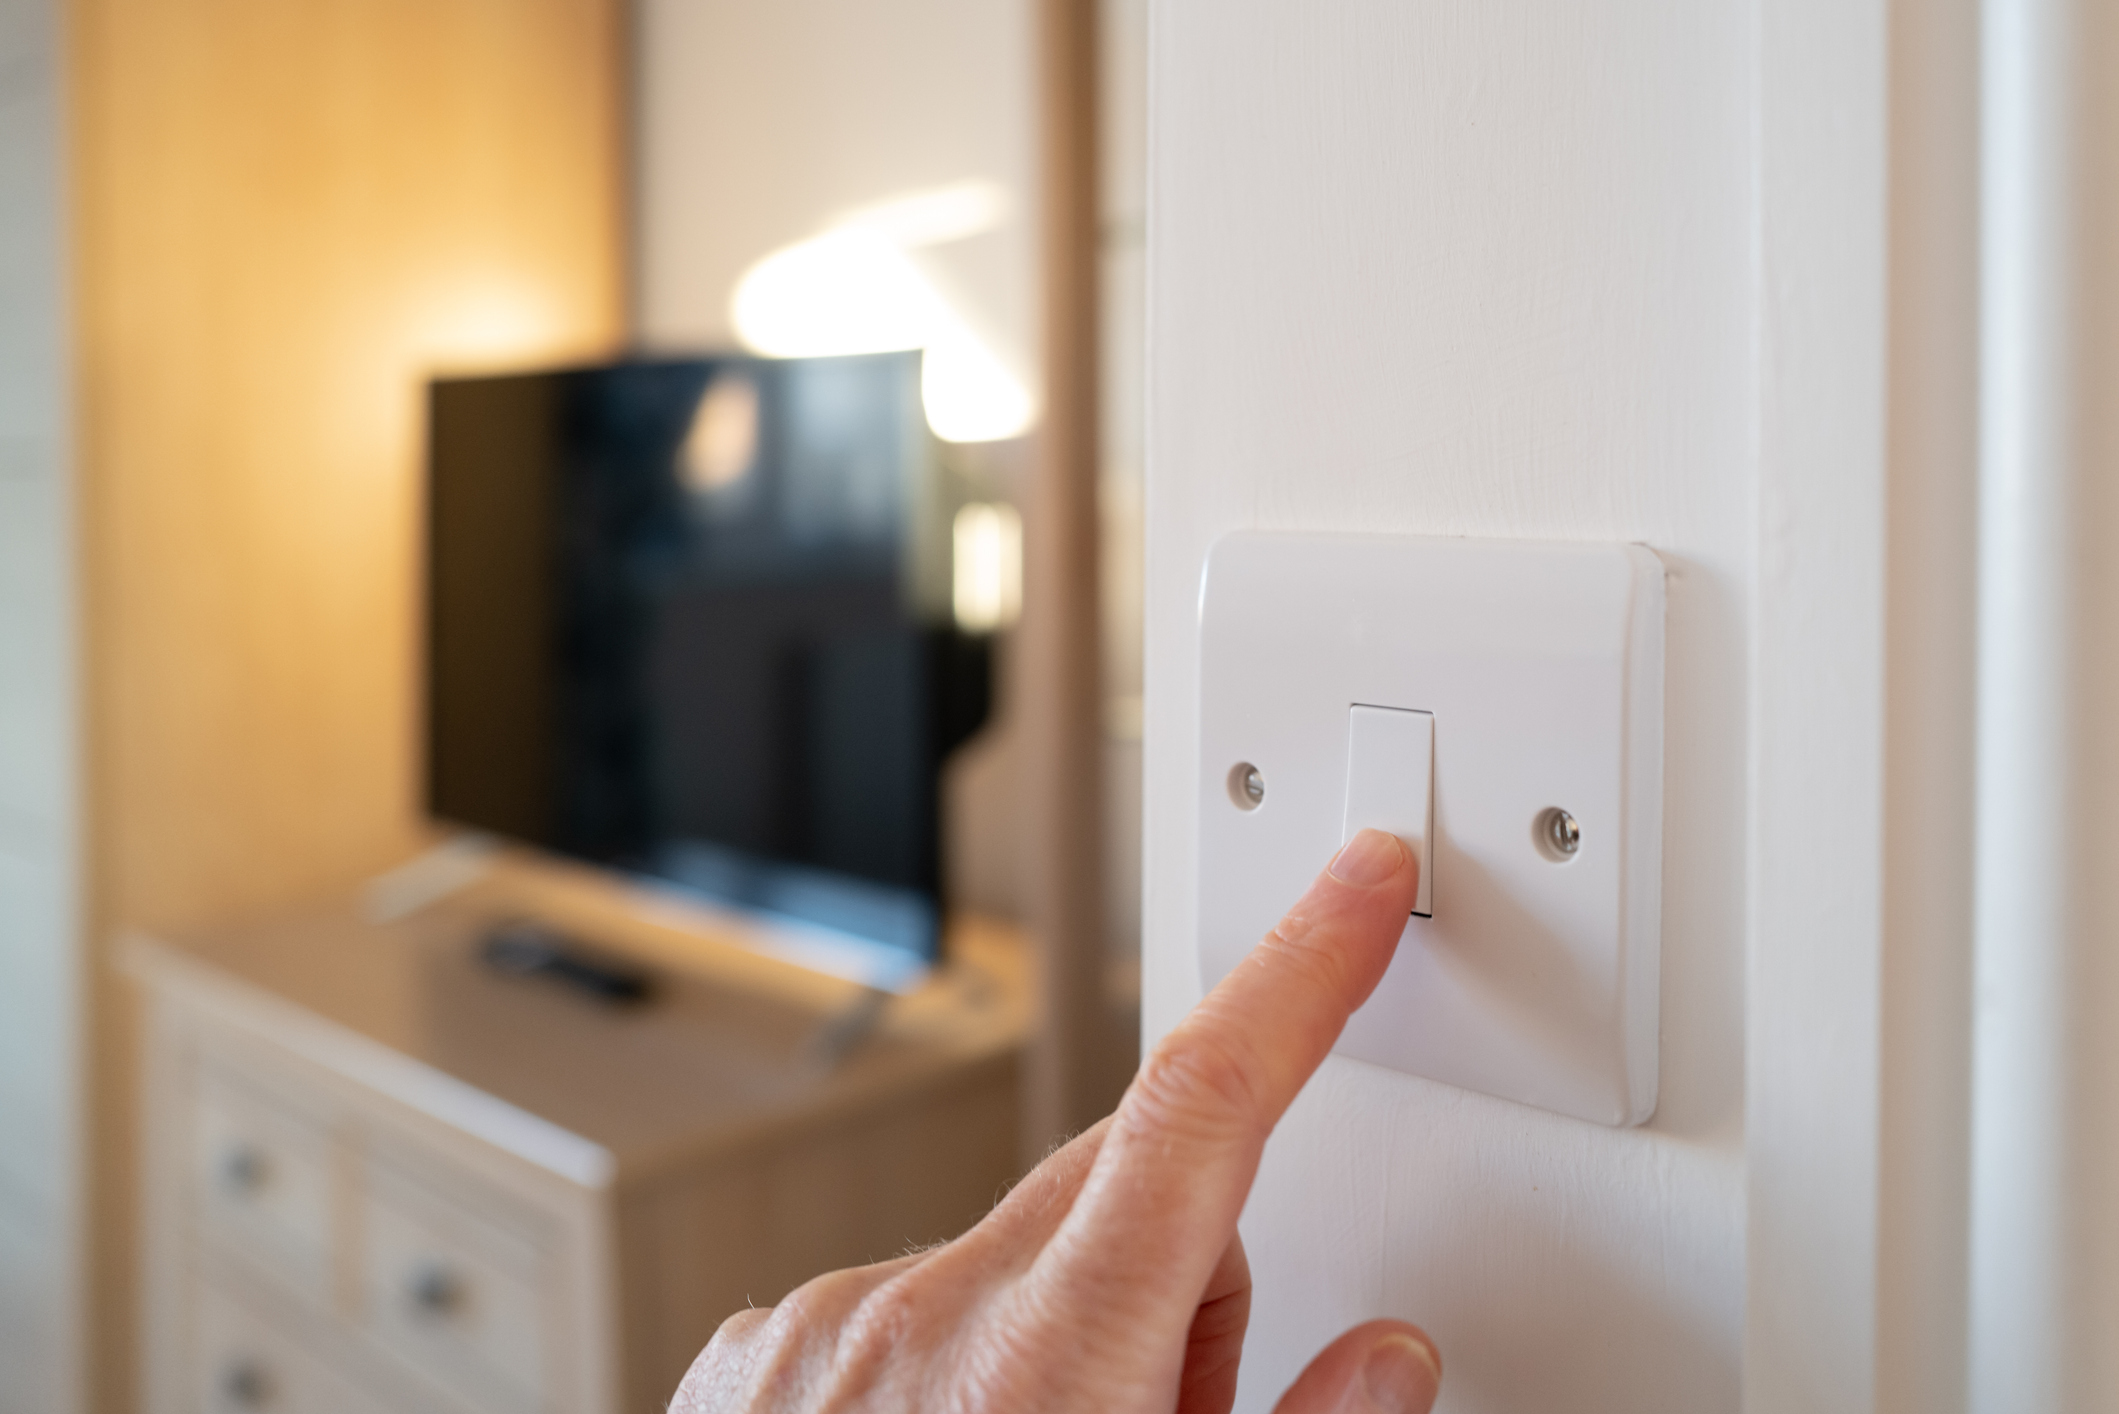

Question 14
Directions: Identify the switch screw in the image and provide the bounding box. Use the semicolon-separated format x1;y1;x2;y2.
1537;807;1580;860
1228;762;1265;811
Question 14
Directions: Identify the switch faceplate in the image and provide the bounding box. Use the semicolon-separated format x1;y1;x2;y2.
1196;532;1665;1127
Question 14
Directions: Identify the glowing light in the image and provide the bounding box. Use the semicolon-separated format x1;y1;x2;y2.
681;375;760;491
730;229;943;357
728;181;1037;443
835;180;1012;248
952;502;1023;632
922;326;1036;443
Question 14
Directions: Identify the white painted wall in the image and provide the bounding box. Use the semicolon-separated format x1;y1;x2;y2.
1145;3;2009;1409
1143;5;1754;1410
633;0;1038;381
0;0;79;1409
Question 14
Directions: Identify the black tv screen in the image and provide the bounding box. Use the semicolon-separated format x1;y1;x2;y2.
425;353;991;986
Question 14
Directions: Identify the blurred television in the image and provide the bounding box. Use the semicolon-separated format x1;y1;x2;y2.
425;352;993;988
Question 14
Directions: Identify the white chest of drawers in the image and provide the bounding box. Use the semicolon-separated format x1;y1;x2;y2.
128;860;1030;1414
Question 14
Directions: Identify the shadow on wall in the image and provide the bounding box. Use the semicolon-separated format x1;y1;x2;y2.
1241;1062;1741;1414
1412;1175;1739;1412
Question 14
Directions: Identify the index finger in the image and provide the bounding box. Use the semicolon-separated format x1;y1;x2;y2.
1035;827;1418;1324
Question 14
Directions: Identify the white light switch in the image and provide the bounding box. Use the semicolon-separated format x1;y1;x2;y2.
1196;531;1664;1127
1342;706;1434;917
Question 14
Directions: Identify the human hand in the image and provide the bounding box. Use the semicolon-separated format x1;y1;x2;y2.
674;827;1439;1414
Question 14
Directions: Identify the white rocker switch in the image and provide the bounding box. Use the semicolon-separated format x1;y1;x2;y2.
1341;705;1434;917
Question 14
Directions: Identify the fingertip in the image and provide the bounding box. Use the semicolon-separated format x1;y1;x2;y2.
1271;1319;1440;1414
1326;828;1409;887
1358;1331;1441;1413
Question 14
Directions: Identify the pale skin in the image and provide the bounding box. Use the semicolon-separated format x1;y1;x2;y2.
674;827;1442;1414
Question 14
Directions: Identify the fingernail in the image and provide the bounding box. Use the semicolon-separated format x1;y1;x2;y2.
1329;829;1405;886
1358;1333;1440;1414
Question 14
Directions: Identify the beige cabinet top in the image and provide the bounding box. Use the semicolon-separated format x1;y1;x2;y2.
126;851;1031;1188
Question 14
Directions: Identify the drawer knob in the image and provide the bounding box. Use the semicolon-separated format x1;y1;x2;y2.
408;1262;466;1316
218;1144;269;1196
221;1358;272;1408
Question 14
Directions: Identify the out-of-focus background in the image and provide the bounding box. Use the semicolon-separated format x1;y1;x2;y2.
0;1;1146;1409
21;1;2119;1410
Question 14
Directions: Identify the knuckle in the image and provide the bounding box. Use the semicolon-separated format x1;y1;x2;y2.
1126;1025;1269;1139
673;1258;957;1412
821;1269;944;1400
766;1274;835;1334
714;1306;774;1345
1265;903;1321;951
841;1274;923;1363
771;1264;889;1340
673;1307;773;1411
1258;912;1357;999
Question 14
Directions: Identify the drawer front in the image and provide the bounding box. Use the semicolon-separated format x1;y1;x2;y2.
191;1068;334;1304
360;1157;550;1414
193;1281;392;1414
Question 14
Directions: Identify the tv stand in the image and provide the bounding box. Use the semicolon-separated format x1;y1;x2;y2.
125;852;1029;1414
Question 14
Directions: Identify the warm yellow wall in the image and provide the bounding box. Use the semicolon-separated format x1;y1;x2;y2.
70;0;625;1404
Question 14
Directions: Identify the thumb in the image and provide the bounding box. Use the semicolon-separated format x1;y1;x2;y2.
1271;1320;1441;1414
